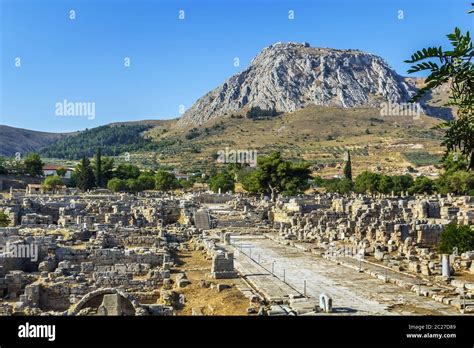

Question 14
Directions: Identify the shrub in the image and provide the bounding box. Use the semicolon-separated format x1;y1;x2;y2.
107;178;126;192
42;175;64;193
355;171;381;193
155;170;179;191
439;224;474;254
408;176;434;194
209;171;235;193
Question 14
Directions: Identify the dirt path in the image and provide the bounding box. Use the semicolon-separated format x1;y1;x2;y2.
172;249;251;316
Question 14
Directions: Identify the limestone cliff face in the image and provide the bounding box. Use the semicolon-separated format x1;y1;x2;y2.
177;42;417;127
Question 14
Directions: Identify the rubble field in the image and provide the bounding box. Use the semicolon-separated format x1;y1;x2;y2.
0;189;472;316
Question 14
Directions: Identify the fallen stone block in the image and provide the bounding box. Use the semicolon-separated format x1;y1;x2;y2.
289;298;318;315
421;264;431;276
216;284;230;292
461;251;474;260
267;305;294;316
408;261;420;273
451;279;465;289
199;279;212;288
177;278;191;288
465;283;474;291
247;306;258;314
192;307;204;316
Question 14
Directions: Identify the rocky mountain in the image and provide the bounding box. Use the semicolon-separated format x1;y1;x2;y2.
177;42;420;127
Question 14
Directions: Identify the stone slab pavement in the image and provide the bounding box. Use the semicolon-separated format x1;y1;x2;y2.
228;235;459;315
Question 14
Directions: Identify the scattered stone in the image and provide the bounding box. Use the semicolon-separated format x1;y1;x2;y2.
216;284;230;292
192;307;204;316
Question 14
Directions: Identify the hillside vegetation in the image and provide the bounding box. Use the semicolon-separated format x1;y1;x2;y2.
9;105;446;178
39;124;160;159
142;105;446;176
0;125;69;157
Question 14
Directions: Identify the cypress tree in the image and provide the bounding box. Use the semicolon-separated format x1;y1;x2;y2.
76;157;95;191
343;150;352;181
94;148;103;187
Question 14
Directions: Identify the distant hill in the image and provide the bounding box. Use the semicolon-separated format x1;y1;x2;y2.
144;104;446;175
0;120;174;160
0;125;70;157
39;122;172;159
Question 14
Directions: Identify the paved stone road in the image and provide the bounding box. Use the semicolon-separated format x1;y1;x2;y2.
230;235;459;315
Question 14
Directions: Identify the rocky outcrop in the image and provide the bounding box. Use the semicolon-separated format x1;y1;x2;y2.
177;42;418;127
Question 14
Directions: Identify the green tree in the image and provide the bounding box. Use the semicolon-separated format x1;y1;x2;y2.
125;178;143;193
0;157;8;175
446;170;474;195
408;176;434;194
246;106;278;119
227;163;243;181
355;171;381;193
23;153;43;177
178;178;194;190
377;175;394;194
439;224;474;254
322;178;354;194
56;167;67;177
42;175;64;193
107;178;126;192
335;178;354;194
115;163;140;180
241;152;310;197
405;6;474;170
8;159;25;176
443;152;469;174
391;175;414;195
102;157;115;183
312;176;325;187
93;148;103;187
155;170;179;191
75;157;95;191
137;173;156;190
343;150;352;181
0;211;10;227
241;170;261;194
435;170;472;195
209;171;235;193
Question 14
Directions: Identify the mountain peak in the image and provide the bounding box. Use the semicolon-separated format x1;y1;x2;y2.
177;42;417;127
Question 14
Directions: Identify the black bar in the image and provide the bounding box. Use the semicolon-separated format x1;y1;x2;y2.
0;316;472;347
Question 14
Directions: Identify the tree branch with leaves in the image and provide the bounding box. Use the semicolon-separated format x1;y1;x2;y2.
405;4;474;170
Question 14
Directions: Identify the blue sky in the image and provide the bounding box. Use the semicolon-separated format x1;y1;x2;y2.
0;0;472;132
